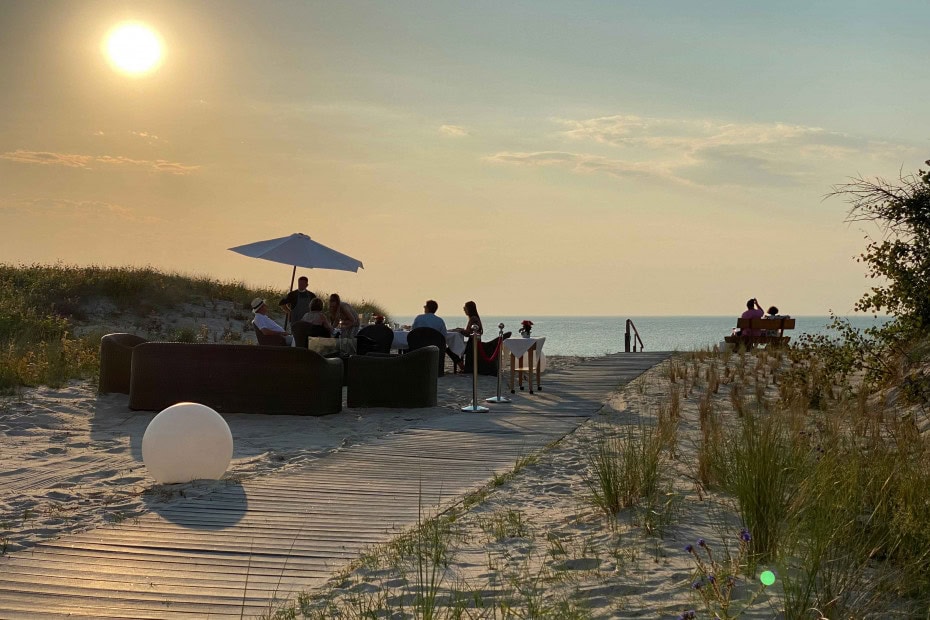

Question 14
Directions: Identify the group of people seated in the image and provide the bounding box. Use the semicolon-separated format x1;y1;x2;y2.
250;276;361;343
736;297;790;338
250;276;484;371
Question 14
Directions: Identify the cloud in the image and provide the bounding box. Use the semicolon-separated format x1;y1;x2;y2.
485;151;684;184
1;150;199;175
487;114;916;188
0;150;93;168
130;130;163;143
439;124;469;137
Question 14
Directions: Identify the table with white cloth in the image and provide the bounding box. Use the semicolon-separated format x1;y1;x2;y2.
391;330;467;357
503;336;546;394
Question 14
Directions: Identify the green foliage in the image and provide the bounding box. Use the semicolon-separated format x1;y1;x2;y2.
582;423;665;517
712;412;810;564
832;159;930;331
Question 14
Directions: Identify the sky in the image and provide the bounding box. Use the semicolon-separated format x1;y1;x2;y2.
1;1;928;317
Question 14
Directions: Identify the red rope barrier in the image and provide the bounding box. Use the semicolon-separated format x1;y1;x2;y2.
477;337;503;363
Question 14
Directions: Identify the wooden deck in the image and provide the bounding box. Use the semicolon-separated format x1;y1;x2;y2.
0;352;670;619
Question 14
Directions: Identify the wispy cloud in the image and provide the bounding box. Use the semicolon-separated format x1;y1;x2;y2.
0;150;199;175
487;114;915;188
439;124;469;137
485;151;681;183
1;151;93;168
130;130;163;143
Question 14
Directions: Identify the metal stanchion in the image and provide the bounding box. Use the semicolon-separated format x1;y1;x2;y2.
461;324;489;412
486;323;511;404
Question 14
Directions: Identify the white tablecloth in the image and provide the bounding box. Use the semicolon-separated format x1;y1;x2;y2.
392;330;467;357
503;336;547;372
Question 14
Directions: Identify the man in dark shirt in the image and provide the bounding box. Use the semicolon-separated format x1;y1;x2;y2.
279;276;316;326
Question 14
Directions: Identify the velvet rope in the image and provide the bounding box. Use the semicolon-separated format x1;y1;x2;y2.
477;336;503;363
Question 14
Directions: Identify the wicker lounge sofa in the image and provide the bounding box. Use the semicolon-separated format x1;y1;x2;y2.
99;333;149;394
126;341;343;415
346;345;439;408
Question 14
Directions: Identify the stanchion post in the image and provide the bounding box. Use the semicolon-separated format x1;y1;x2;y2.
485;323;511;404
461;324;489;412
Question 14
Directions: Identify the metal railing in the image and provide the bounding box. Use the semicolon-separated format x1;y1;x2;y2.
624;319;645;352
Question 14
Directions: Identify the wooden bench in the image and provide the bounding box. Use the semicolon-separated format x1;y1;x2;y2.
723;317;796;349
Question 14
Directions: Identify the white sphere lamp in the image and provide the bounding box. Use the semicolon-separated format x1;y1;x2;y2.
142;402;233;484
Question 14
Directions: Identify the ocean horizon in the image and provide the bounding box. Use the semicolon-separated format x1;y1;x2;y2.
388;315;891;357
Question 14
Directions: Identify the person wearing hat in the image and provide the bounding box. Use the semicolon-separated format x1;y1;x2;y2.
251;297;294;345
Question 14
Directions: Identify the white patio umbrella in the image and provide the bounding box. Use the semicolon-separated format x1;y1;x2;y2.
229;232;364;325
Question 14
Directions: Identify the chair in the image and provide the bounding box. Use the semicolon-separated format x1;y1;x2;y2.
347;346;439;408
355;334;379;356
406;327;448;376
463;331;511;376
98;333;148;394
253;323;288;346
357;324;394;354
292;321;331;348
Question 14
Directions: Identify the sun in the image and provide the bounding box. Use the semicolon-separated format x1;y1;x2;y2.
104;22;163;75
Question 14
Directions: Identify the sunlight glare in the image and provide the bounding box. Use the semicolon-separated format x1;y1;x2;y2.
104;22;163;75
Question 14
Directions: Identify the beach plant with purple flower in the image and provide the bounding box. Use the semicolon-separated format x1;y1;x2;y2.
683;530;770;619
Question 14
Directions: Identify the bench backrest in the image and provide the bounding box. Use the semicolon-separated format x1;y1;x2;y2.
736;318;796;330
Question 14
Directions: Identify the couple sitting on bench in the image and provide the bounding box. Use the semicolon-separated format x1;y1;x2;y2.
725;298;795;349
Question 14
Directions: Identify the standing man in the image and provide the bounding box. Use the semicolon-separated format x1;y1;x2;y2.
279;276;316;327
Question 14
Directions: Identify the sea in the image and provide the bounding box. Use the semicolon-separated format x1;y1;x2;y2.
389;315;892;357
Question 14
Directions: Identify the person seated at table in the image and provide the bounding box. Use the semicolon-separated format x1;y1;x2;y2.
412;299;448;334
452;301;483;337
328;293;360;337
251;298;294;345
297;297;333;337
413;300;467;372
451;301;483;372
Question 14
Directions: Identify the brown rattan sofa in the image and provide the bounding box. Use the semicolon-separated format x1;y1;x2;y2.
99;333;149;394
346;345;439;408
124;340;343;415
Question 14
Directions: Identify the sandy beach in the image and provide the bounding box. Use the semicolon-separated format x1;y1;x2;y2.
0;352;584;557
3;309;927;618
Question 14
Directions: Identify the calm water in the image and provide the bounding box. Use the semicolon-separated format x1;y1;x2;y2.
389;316;891;357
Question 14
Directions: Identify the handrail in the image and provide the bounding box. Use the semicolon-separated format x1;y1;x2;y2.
624;319;645;352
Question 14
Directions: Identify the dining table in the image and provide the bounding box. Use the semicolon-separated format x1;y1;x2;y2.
503;336;546;394
391;330;467;357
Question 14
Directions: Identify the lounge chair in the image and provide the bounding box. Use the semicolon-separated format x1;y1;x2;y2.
463;332;511;376
406;327;448;376
252;323;288;346
357;324;394;354
98;333;148;394
347;346;439;408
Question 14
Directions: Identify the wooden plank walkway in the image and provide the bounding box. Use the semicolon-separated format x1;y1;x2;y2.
0;352;670;619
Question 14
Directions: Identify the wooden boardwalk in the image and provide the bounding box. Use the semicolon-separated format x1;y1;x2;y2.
0;352;670;619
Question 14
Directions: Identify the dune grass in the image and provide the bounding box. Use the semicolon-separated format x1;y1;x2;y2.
0;262;389;392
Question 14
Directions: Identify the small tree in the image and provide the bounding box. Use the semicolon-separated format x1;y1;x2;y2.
831;159;930;332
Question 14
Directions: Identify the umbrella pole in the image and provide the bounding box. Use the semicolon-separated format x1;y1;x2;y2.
284;265;297;330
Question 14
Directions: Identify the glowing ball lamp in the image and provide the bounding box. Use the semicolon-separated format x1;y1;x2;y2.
142;402;233;484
